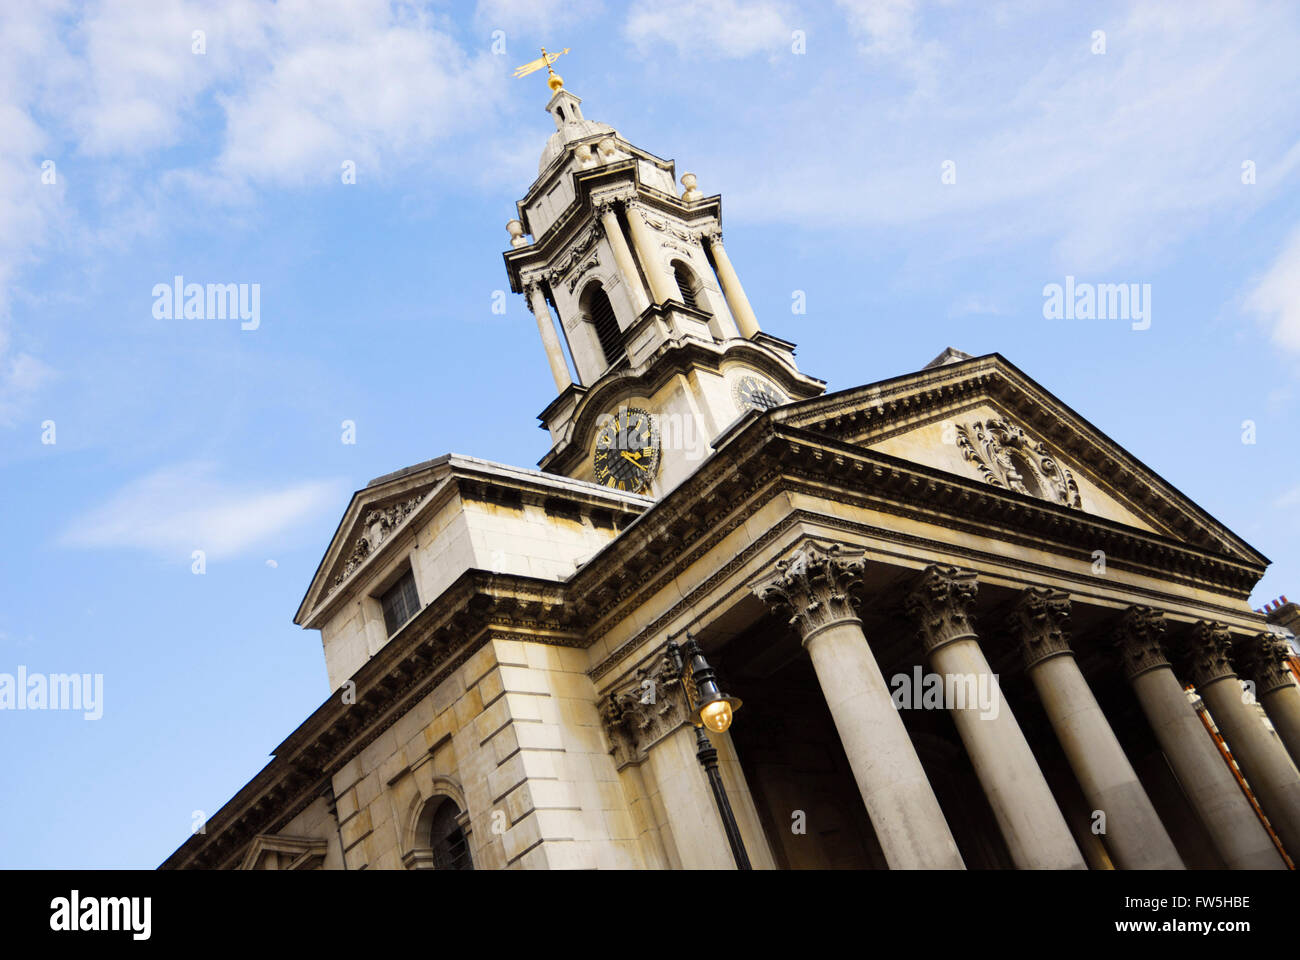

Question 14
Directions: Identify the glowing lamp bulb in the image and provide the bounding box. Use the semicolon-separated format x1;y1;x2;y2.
700;699;733;733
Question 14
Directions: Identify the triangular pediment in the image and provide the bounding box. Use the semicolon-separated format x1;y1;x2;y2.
294;456;459;626
239;834;328;870
773;353;1266;566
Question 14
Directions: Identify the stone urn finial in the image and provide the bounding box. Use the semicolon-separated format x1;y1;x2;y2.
681;172;702;202
506;219;528;248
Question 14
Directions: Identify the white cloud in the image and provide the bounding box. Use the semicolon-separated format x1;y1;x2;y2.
475;0;603;35
216;3;504;186
0;1;511;427
833;0;944;94
1244;224;1300;355
59;462;343;561
705;1;1300;272
625;0;794;59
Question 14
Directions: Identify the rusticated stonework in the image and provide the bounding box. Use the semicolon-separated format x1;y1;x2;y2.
1113;605;1170;680
1181;621;1237;688
599;651;691;768
1235;632;1297;696
956;417;1082;509
905;565;979;656
749;541;866;643
1008;587;1073;669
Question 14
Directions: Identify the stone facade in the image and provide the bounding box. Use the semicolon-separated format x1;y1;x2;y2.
161;84;1300;872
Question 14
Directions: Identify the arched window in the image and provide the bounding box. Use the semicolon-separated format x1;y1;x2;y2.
582;282;625;368
429;798;473;870
672;261;704;313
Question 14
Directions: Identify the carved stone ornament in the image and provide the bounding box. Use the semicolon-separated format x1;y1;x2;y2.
566;253;600;293
956;417;1082;509
326;493;426;596
750;541;866;643
1112;605;1171;681
1008;587;1073;669
905;565;979;657
1181;621;1236;688
599;653;691;767
1235;632;1297;696
546;220;604;288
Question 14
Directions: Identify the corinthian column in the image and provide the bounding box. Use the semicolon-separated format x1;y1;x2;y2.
524;281;572;392
1236;632;1300;773
1007;588;1182;869
752;541;964;869
905;567;1085;869
1179;622;1300;859
625;204;677;306
597;202;650;314
705;232;761;338
1113;608;1282;869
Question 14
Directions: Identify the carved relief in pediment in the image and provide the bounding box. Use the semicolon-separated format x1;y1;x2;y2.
325;493;427;597
955;417;1082;509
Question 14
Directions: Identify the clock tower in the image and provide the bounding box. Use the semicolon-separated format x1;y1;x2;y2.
503;80;825;496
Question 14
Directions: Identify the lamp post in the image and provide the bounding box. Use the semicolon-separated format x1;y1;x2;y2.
666;633;751;870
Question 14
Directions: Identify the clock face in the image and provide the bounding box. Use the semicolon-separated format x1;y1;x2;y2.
733;374;788;413
592;406;660;493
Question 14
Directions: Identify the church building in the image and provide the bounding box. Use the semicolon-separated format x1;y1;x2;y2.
162;73;1300;871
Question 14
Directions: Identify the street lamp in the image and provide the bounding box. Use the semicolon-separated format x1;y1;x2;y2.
666;633;751;870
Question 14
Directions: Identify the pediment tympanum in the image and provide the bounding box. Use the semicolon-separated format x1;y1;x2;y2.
954;416;1082;510
238;834;328;870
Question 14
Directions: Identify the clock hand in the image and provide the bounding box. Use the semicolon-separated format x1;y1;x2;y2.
620;451;647;470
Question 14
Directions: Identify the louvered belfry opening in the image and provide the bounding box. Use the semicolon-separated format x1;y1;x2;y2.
430;799;473;870
587;284;625;367
673;261;700;312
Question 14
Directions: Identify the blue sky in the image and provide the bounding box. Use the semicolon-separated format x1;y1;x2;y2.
1;0;1298;868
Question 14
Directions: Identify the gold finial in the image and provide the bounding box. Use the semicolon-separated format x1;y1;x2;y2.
514;46;570;92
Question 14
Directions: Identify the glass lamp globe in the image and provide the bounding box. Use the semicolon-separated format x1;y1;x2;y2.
699;698;734;733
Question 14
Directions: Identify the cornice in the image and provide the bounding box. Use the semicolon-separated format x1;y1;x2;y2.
573;424;1264;663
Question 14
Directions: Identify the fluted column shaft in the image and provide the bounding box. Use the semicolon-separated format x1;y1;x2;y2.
1114;608;1283;869
524;282;572;392
1182;622;1300;860
907;567;1085;869
753;542;964;869
598;205;650;314
1008;588;1182;869
625;204;677;305
706;234;761;338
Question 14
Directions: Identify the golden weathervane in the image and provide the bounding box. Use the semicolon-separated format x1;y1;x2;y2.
514;46;570;92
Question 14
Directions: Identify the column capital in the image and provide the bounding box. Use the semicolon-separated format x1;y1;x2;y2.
1112;605;1171;681
1008;587;1073;669
750;541;866;645
1180;621;1237;688
1235;632;1296;696
904;565;979;657
599;653;691;768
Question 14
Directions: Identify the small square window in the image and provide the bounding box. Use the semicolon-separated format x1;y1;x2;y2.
379;569;420;636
